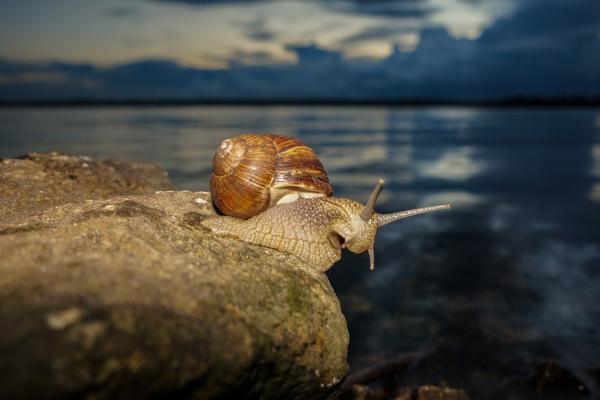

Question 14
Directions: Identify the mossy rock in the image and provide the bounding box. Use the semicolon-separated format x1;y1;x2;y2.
0;153;349;399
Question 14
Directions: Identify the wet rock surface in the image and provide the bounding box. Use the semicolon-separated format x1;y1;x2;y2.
0;153;349;399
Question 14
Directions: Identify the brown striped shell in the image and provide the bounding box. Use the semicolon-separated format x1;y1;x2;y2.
210;134;334;219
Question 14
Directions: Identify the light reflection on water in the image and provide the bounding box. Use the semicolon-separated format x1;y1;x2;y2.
1;105;600;384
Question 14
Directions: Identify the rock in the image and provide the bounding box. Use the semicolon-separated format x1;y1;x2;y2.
519;360;589;396
0;151;176;223
395;386;471;400
0;153;349;399
338;384;375;400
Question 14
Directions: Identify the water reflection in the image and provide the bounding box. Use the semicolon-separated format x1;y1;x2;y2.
417;146;486;181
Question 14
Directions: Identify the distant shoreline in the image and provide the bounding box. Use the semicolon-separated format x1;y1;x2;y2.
1;96;599;108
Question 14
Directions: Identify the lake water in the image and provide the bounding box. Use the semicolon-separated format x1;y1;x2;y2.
1;105;599;393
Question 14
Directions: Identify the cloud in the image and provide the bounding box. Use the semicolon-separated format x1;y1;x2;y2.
319;0;436;18
226;50;285;66
479;0;600;46
105;6;146;23
340;25;413;43
99;60;209;98
146;0;434;18
105;7;141;18
122;37;155;48
0;60;103;100
146;0;269;5
470;0;600;95
285;44;342;65
1;0;598;101
237;16;277;42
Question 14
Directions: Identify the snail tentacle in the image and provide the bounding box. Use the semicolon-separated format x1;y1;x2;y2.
377;204;452;228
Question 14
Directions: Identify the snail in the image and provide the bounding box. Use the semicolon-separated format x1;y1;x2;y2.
201;134;450;272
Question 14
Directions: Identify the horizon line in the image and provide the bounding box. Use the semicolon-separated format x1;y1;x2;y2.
1;95;600;108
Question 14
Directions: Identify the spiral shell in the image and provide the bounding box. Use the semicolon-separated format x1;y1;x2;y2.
210;134;333;219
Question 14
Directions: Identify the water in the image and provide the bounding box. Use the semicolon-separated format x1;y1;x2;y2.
2;105;600;392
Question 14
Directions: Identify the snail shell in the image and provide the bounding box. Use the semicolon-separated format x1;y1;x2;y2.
210;134;333;219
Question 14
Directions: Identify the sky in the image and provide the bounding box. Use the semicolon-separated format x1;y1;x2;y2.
0;0;599;101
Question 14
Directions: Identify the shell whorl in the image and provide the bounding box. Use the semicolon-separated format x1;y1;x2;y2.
210;134;333;219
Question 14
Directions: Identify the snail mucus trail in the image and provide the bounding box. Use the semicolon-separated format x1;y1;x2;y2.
201;134;451;272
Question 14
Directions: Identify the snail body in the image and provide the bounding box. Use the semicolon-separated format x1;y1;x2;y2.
203;196;376;272
202;134;450;272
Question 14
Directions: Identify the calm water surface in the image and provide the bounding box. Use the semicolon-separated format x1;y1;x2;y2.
1;106;599;390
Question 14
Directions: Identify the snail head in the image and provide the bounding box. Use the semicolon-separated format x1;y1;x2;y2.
344;178;451;270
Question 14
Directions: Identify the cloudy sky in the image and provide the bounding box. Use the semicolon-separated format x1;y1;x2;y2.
0;0;598;101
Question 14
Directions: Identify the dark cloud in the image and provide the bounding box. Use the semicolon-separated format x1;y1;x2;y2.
146;0;433;18
479;0;600;46
1;0;598;101
105;6;145;24
340;25;412;43
0;60;103;101
317;0;436;18
237;17;276;42
247;30;274;42
226;50;284;66
285;44;342;65
471;0;600;96
146;0;269;5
